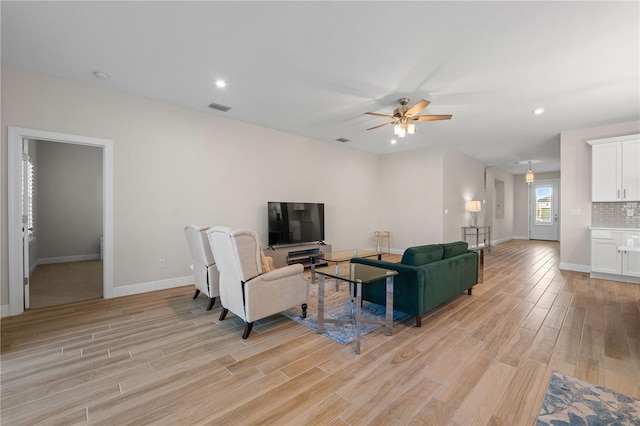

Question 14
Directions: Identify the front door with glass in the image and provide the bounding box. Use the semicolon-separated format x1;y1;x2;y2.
530;180;559;241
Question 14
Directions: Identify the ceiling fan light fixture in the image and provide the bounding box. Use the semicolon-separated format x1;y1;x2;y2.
364;98;451;138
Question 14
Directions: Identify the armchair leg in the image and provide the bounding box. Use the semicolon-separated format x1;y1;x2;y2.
468;288;473;295
206;297;216;311
415;316;422;327
242;322;254;339
193;289;201;299
219;308;229;321
301;303;308;319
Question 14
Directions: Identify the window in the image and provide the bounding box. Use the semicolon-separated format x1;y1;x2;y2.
535;186;552;225
22;155;35;240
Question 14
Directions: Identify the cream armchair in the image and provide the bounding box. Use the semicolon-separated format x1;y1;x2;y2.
184;225;220;311
206;226;309;339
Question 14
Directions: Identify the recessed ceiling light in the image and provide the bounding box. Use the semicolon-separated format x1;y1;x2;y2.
390;139;397;145
93;71;110;80
215;80;226;88
533;108;544;115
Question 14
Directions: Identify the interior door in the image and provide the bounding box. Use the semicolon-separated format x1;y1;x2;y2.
530;180;559;241
21;139;31;309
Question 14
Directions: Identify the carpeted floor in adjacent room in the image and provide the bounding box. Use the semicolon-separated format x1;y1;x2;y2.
29;260;103;309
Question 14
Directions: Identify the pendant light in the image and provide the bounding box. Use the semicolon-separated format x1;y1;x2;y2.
525;161;535;183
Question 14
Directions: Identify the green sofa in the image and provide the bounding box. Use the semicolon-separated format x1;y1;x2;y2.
350;241;479;327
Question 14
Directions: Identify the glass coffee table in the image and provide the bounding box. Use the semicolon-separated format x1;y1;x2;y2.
310;249;382;285
315;263;398;354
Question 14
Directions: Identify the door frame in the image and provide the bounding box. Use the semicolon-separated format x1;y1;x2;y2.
528;178;560;241
8;127;114;316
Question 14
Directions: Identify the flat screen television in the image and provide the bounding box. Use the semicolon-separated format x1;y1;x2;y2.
268;202;325;247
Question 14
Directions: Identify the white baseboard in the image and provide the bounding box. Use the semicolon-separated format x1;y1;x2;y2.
111;276;193;298
490;237;513;246
559;262;591;273
590;272;640;284
0;304;10;318
38;254;100;265
512;235;530;240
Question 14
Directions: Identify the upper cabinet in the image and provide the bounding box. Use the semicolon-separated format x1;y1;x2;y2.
588;135;640;202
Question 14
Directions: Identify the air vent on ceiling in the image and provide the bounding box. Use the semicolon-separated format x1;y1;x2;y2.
335;137;350;143
208;102;231;112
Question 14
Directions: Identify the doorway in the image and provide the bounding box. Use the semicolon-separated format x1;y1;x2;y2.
529;179;560;241
29;140;104;308
8;127;113;316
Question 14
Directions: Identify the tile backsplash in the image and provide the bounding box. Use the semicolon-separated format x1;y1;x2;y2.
592;202;640;226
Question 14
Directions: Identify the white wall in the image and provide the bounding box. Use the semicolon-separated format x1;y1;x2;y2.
442;148;486;242
559;120;640;270
36;140;103;260
377;145;486;250
378;146;444;249
485;167;515;243
1;65;381;303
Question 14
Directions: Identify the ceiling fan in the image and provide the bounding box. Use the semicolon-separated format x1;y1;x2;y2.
365;98;452;137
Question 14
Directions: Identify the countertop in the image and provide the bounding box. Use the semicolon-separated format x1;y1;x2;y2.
590;225;640;231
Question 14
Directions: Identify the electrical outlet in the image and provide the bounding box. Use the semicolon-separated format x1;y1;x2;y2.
628;208;635;217
159;258;166;268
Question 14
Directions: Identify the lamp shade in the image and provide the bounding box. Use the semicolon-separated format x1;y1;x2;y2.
526;169;535;183
465;200;482;213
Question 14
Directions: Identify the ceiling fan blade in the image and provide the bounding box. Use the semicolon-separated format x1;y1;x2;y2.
412;114;453;122
405;99;430;117
364;112;395;119
366;122;395;131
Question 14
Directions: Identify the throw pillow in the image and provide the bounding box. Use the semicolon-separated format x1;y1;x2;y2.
401;244;444;266
440;241;469;259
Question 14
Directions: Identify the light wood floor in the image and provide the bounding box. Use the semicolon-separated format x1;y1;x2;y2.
1;240;639;425
29;260;103;309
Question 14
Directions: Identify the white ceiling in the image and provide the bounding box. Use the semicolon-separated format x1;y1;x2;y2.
2;1;639;174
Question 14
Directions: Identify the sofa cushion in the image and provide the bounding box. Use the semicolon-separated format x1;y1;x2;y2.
440;241;469;259
401;244;444;266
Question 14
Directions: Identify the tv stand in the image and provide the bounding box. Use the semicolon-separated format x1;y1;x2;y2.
263;242;332;269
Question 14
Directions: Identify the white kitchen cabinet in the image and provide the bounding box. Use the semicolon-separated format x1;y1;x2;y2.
591;229;640;280
589;135;640;202
622;249;640;277
591;237;620;274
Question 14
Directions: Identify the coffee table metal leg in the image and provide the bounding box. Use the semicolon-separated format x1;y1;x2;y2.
317;275;325;333
355;281;362;355
310;260;316;284
385;275;393;336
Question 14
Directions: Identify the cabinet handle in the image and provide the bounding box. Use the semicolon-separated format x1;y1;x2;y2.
623;189;626;199
618;189;621;199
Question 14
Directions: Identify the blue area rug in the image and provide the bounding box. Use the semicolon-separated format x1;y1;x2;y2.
282;280;407;345
536;372;640;426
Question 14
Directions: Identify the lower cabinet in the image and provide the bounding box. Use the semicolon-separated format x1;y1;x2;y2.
622;249;640;277
591;230;640;279
591;238;620;274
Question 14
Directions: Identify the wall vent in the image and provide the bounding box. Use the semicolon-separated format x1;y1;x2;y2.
335;137;350;143
208;102;231;112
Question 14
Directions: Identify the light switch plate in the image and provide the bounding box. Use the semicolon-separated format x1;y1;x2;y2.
569;209;581;216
